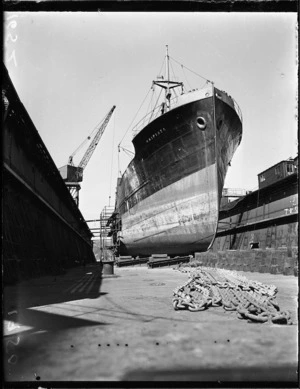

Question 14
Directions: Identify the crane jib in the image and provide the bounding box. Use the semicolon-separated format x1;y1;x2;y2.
77;105;116;171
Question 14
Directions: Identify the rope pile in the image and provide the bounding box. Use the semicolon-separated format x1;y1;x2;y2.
172;266;292;325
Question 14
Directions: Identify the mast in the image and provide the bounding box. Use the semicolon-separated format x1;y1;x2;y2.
165;45;171;110
153;46;183;113
166;45;170;82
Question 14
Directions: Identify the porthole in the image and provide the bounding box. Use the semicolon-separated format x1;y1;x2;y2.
217;118;223;130
196;117;207;130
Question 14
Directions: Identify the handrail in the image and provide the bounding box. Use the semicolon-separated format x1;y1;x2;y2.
222;188;249;197
131;90;243;138
132;94;180;138
233;98;243;123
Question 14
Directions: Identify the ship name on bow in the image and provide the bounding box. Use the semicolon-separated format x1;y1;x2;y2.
146;128;167;143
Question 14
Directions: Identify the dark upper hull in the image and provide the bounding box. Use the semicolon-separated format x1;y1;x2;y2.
115;87;242;256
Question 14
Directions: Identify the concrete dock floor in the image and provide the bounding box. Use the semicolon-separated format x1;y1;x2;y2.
3;263;298;383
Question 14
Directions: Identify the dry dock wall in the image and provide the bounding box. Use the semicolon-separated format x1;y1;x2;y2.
194;249;298;276
214;219;298;252
3;65;95;284
207;173;298;276
214;173;298;252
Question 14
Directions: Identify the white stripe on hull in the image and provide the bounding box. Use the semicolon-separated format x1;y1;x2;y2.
120;163;218;255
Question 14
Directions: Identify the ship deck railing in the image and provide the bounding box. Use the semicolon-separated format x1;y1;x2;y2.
222;188;250;197
233;98;243;123
130;79;244;139
131;94;181;138
132;95;243;138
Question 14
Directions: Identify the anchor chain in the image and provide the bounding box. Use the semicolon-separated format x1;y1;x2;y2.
173;266;292;325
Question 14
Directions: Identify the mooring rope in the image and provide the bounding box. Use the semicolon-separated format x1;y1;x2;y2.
172;266;292;325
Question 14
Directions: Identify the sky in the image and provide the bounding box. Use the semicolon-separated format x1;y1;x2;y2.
4;12;298;227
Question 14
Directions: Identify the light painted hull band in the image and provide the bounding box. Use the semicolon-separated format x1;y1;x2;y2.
119;164;218;255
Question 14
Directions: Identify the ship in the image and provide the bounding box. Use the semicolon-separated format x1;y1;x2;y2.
112;47;243;257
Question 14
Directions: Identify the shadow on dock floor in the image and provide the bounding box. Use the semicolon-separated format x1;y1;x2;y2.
3;265;298;383
3;264;106;337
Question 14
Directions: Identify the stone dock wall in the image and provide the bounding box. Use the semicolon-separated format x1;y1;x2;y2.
194;249;298;276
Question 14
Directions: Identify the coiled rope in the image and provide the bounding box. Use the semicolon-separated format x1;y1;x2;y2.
172;266;292;325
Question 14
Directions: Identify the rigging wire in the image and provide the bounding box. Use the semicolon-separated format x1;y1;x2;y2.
117;144;134;178
171;55;209;91
169;59;178;83
109;109;116;202
148;87;163;123
117;143;121;177
118;87;152;147
157;57;166;78
147;87;159;126
200;79;210;90
117;54;174;150
118;52;212;167
181;65;193;91
144;55;166;124
69;115;106;161
170;62;179;99
119;146;134;157
169;55;212;84
146;87;155;121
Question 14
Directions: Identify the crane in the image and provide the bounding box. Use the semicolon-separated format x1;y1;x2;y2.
59;105;116;205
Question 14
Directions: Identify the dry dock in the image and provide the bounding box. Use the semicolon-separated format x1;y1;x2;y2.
3;264;298;383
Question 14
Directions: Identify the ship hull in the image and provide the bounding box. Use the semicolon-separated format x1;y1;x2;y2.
115;87;242;256
119;164;218;256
